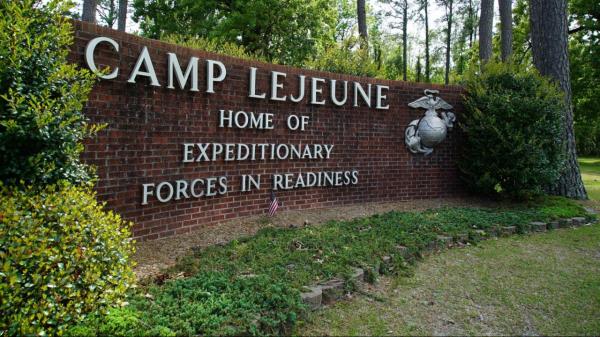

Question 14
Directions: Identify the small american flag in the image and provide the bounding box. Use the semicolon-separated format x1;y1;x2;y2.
268;191;279;216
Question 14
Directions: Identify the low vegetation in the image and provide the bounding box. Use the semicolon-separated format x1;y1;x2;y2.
68;196;594;336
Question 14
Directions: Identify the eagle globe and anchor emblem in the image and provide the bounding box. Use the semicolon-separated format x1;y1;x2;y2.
405;89;456;156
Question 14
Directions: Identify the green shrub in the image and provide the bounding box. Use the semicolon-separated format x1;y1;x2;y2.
306;40;380;78
164;35;268;63
0;183;135;336
459;61;566;198
134;271;302;336
0;0;98;186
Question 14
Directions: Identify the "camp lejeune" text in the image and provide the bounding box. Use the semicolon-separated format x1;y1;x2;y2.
85;37;390;109
84;36;367;205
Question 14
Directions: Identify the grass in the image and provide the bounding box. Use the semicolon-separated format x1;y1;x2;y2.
580;157;600;201
297;223;600;335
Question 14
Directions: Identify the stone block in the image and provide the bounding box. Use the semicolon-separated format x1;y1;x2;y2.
396;245;411;260
350;268;365;283
488;227;501;237
454;233;469;243
559;218;573;228
572;217;586;226
300;286;322;310
501;226;516;236
530;222;547;232
319;279;345;304
437;235;453;248
472;229;487;240
547;221;559;230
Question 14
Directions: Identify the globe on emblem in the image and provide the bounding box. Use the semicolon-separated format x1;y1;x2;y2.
404;89;456;155
417;114;447;148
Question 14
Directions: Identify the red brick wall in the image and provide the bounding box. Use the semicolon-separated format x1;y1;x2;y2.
70;21;466;241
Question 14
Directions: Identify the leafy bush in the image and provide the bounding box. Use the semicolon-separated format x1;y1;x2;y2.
0;183;135;336
0;0;98;186
306;39;380;78
164;35;268;63
459;61;566;198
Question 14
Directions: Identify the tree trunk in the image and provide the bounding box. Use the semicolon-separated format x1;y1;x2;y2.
499;0;513;61
445;0;453;85
416;56;422;82
468;0;474;48
82;0;97;23
479;0;493;63
424;0;430;82
402;0;408;81
357;0;368;48
118;0;128;31
530;0;587;199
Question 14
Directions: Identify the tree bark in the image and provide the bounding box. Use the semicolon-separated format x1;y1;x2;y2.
499;0;513;61
416;56;422;82
444;0;453;85
468;0;474;48
479;0;493;63
357;0;368;48
424;0;430;82
82;0;97;23
118;0;128;31
402;0;408;81
529;0;587;199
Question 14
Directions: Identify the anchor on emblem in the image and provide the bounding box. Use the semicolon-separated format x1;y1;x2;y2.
405;89;456;156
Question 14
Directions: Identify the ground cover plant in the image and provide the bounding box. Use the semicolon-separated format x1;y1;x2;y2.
298;221;600;335
69;196;594;336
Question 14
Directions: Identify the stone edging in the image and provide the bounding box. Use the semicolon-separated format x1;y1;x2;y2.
300;216;596;310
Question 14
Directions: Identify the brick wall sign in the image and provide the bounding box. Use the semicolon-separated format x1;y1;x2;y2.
71;21;465;241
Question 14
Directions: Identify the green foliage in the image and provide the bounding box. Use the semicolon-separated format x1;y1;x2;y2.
71;272;303;336
65;307;160;337
0;0;99;186
306;39;380;77
163;35;267;63
0;183;135;336
459;61;566;198
570;22;600;156
132;0;336;66
136;272;303;336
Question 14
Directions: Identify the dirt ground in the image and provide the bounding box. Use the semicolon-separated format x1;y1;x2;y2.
133;197;497;279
